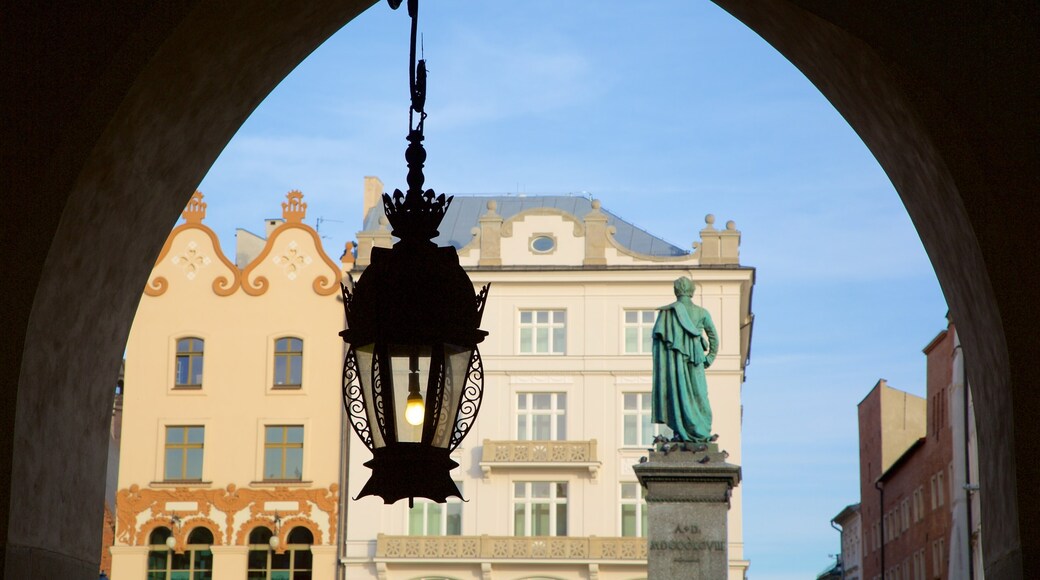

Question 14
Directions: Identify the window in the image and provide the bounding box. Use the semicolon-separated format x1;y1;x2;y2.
517;393;566;440
264;426;303;481
409;481;463;536
622;392;672;446
513;481;567;536
623;310;656;354
930;475;938;510
519;310;566;354
147;526;213;580
164;426;204;481
530;235;556;253
913;486;924;523
936;471;945;507
932;540;942;577
175;338;204;387
247;526;313;580
620;482;648;537
901;498;910;531
274;337;303;387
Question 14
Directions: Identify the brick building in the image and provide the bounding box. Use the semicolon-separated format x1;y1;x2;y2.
858;324;960;580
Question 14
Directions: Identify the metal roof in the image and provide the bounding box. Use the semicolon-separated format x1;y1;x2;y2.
361;195;689;257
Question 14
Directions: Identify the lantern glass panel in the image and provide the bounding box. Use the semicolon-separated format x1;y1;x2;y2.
428;344;475;449
389;344;432;444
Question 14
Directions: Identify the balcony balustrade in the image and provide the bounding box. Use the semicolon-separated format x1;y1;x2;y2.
479;439;601;478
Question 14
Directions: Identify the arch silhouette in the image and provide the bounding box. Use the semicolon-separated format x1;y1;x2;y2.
2;1;1036;578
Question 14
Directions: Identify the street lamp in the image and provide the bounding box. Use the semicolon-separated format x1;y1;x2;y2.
340;0;490;506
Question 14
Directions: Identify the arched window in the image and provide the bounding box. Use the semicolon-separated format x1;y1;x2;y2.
146;526;213;579
175;338;204;387
247;526;313;579
273;337;303;388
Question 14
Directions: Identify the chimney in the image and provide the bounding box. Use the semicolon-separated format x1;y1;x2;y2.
265;218;284;238
363;176;384;222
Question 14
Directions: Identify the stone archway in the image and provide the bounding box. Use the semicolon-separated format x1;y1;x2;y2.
3;1;1036;578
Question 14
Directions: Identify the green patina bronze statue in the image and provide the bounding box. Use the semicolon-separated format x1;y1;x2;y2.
652;276;719;443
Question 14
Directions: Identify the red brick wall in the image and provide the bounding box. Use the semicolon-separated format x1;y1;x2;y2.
859;324;956;580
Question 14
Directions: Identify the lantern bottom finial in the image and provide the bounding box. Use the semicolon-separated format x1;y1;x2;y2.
356;443;462;504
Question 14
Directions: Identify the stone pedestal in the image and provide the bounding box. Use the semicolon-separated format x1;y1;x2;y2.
633;443;741;580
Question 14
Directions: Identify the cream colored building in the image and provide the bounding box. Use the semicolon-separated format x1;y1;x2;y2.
343;178;756;580
111;191;346;580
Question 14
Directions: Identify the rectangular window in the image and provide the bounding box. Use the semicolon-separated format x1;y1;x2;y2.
274;337;303;387
622;392;672;446
164;426;204;481
519;310;566;354
175;338;204;387
409;481;463;536
264;426;303;480
619;482;648;537
913;486;923;522
513;481;567;536
935;540;944;577
902;498;910;531
517;392;566;440
937;471;945;506
623;310;656;354
931;475;938;510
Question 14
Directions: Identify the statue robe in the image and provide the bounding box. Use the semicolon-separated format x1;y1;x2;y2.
651;297;719;443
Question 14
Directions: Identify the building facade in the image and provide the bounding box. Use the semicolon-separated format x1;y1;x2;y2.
111;191;346;580
856;320;981;580
342;178;756;580
831;503;862;580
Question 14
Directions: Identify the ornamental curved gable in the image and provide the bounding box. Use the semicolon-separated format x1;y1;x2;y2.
240;191;341;297
603;226;699;265
144;191;241;297
499;207;585;239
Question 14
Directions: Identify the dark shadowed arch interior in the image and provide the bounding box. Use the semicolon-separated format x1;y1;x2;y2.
2;1;1036;578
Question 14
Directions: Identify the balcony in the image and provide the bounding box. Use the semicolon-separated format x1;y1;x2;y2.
375;534;647;562
479;439;601;478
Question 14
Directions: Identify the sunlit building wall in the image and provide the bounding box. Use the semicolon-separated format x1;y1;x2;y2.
111;191;345;580
342;178;756;580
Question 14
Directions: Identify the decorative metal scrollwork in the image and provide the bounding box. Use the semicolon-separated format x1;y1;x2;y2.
340;278;354;318
448;349;484;451
342;350;373;450
475;283;491;324
371;350;395;444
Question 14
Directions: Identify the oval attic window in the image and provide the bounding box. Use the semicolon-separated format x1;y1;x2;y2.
531;236;555;253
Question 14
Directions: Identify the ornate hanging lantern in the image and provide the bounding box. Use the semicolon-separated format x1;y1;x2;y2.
340;0;490;505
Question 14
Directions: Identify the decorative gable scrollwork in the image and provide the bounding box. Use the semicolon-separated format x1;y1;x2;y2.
145;191;241;297
146;190;341;297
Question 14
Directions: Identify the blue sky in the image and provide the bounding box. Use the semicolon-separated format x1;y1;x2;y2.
196;1;948;577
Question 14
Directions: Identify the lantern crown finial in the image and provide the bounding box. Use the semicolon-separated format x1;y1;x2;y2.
381;130;453;244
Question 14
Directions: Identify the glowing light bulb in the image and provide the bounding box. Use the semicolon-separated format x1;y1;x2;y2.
165;536;176;550
405;391;425;425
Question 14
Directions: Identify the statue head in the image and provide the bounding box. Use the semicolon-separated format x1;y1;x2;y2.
673;276;695;298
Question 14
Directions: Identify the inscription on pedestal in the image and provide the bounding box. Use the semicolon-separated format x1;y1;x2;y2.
634;445;740;580
649;525;726;563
